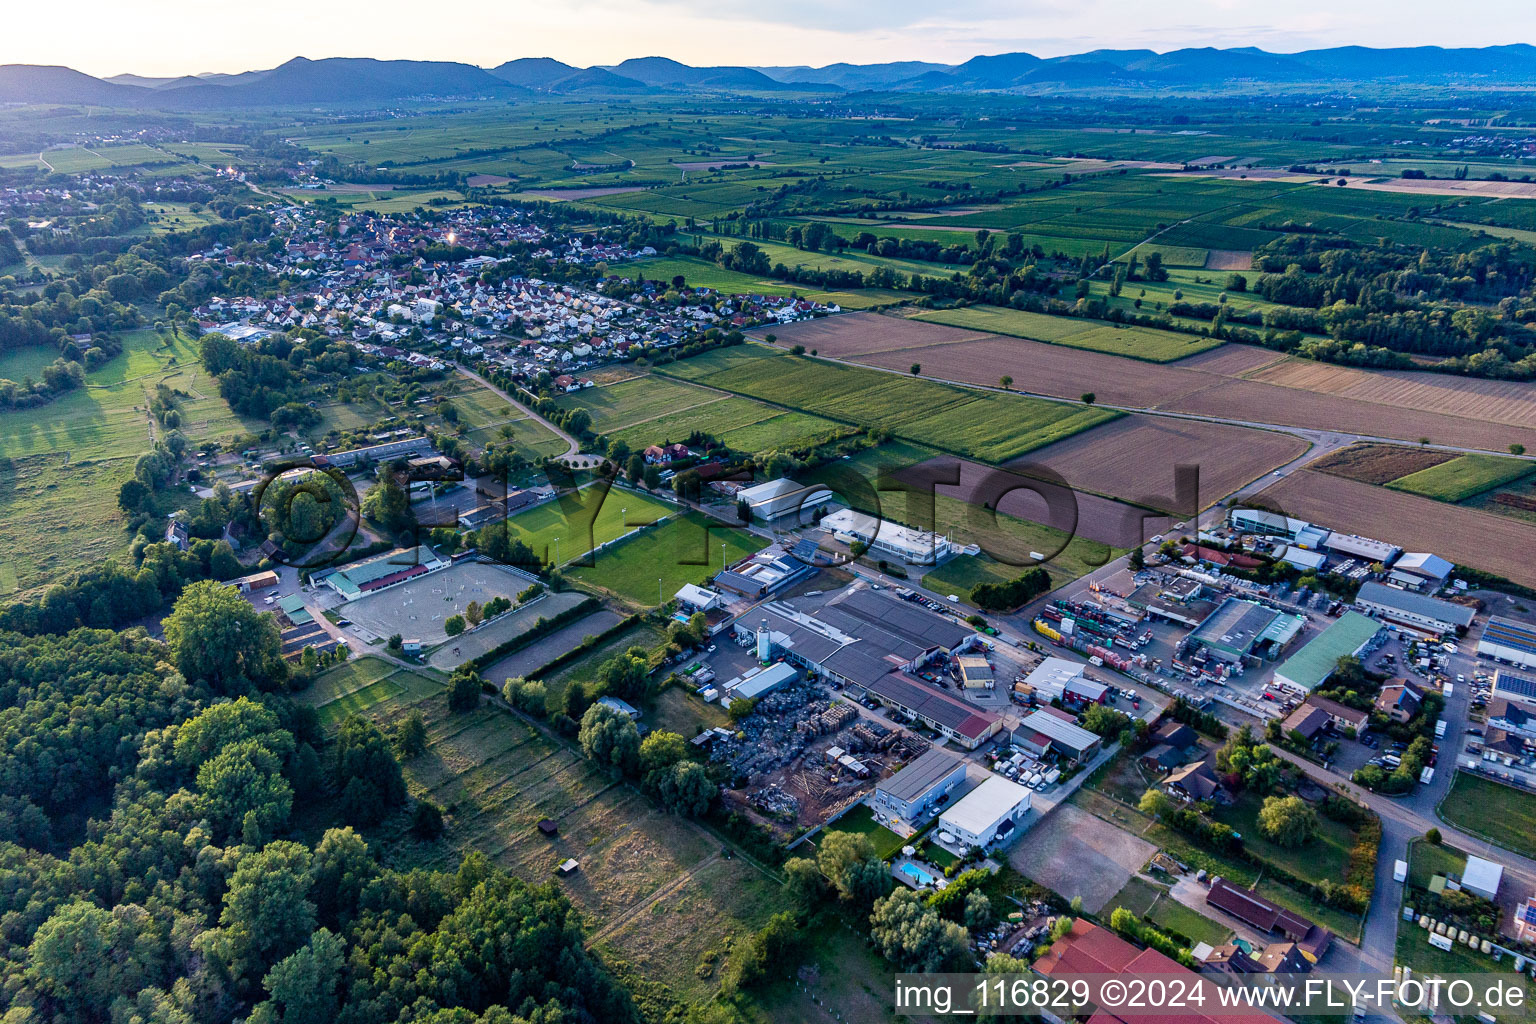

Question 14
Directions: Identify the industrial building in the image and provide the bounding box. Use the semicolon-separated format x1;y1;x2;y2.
937;775;1031;851
1187;597;1304;665
713;544;817;598
315;435;434;469
1271;611;1383;692
1355;581;1477;635
868;747;969;828
1013;708;1103;762
724;661;797;702
1227;508;1328;546
1323;532;1401;565
1493;669;1536;706
956;654;994;689
1389;552;1454;589
1479;616;1536;670
735;477;835;524
1035;921;1232;1024
1022;657;1107;705
818;508;961;565
736;588;999;748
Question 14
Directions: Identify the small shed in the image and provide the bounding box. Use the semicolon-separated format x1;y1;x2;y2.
556;858;579;876
537;819;559;837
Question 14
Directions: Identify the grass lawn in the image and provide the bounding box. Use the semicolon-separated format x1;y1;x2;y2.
1387;454;1536;502
488;483;679;567
1146;894;1233;948
1438;772;1536;858
1210;790;1357;882
1106;875;1163;917
913;305;1226;362
821;804;907;861
565;510;767;608
1406;837;1467;890
647;683;731;739
0;327;265;595
297;654;793;1014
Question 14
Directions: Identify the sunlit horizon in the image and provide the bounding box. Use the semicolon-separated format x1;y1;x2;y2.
3;0;1532;79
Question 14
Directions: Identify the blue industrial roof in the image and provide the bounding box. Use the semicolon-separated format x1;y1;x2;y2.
1484;617;1536;657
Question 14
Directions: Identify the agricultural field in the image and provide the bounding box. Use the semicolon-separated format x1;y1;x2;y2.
1013;414;1309;513
1255;470;1536;589
659;339;1117;463
799;317;1536;453
1309;443;1456;486
1385;453;1535;502
297;658;788;1009
910;305;1225;362
564;510;767;607
0;328;260;595
553;373;849;455
1437;774;1536;859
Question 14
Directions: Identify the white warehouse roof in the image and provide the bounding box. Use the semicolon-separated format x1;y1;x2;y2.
940;775;1031;837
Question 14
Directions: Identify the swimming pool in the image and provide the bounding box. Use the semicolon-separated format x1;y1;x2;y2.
901;863;936;887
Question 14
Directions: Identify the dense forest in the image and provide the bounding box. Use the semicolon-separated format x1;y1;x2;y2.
0;582;639;1024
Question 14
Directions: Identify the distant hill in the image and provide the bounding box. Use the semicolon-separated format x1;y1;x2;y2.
753;60;949;89
0;64;142;105
490;59;647;93
9;45;1536;109
607;56;838;92
151;57;521;107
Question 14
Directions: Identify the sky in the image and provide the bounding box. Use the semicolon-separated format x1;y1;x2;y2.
5;0;1534;77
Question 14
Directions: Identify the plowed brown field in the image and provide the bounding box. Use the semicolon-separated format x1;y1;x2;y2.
1310;443;1456;485
1254;470;1536;589
1010;415;1308;513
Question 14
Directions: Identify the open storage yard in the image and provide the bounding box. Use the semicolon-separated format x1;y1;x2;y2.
1255;469;1536;589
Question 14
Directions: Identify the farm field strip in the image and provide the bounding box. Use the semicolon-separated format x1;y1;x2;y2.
768;315;1536;453
1386;454;1536;502
659;339;1117;463
911;305;1226;362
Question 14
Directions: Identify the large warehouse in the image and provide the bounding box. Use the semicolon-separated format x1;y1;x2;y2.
1479;616;1536;671
736;587;1000;748
938;775;1031;852
1187;597;1304;665
1272;611;1383;693
819;508;962;565
735;477;835;524
1355;581;1477;635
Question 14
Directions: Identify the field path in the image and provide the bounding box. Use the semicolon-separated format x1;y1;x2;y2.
453;362;591;464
